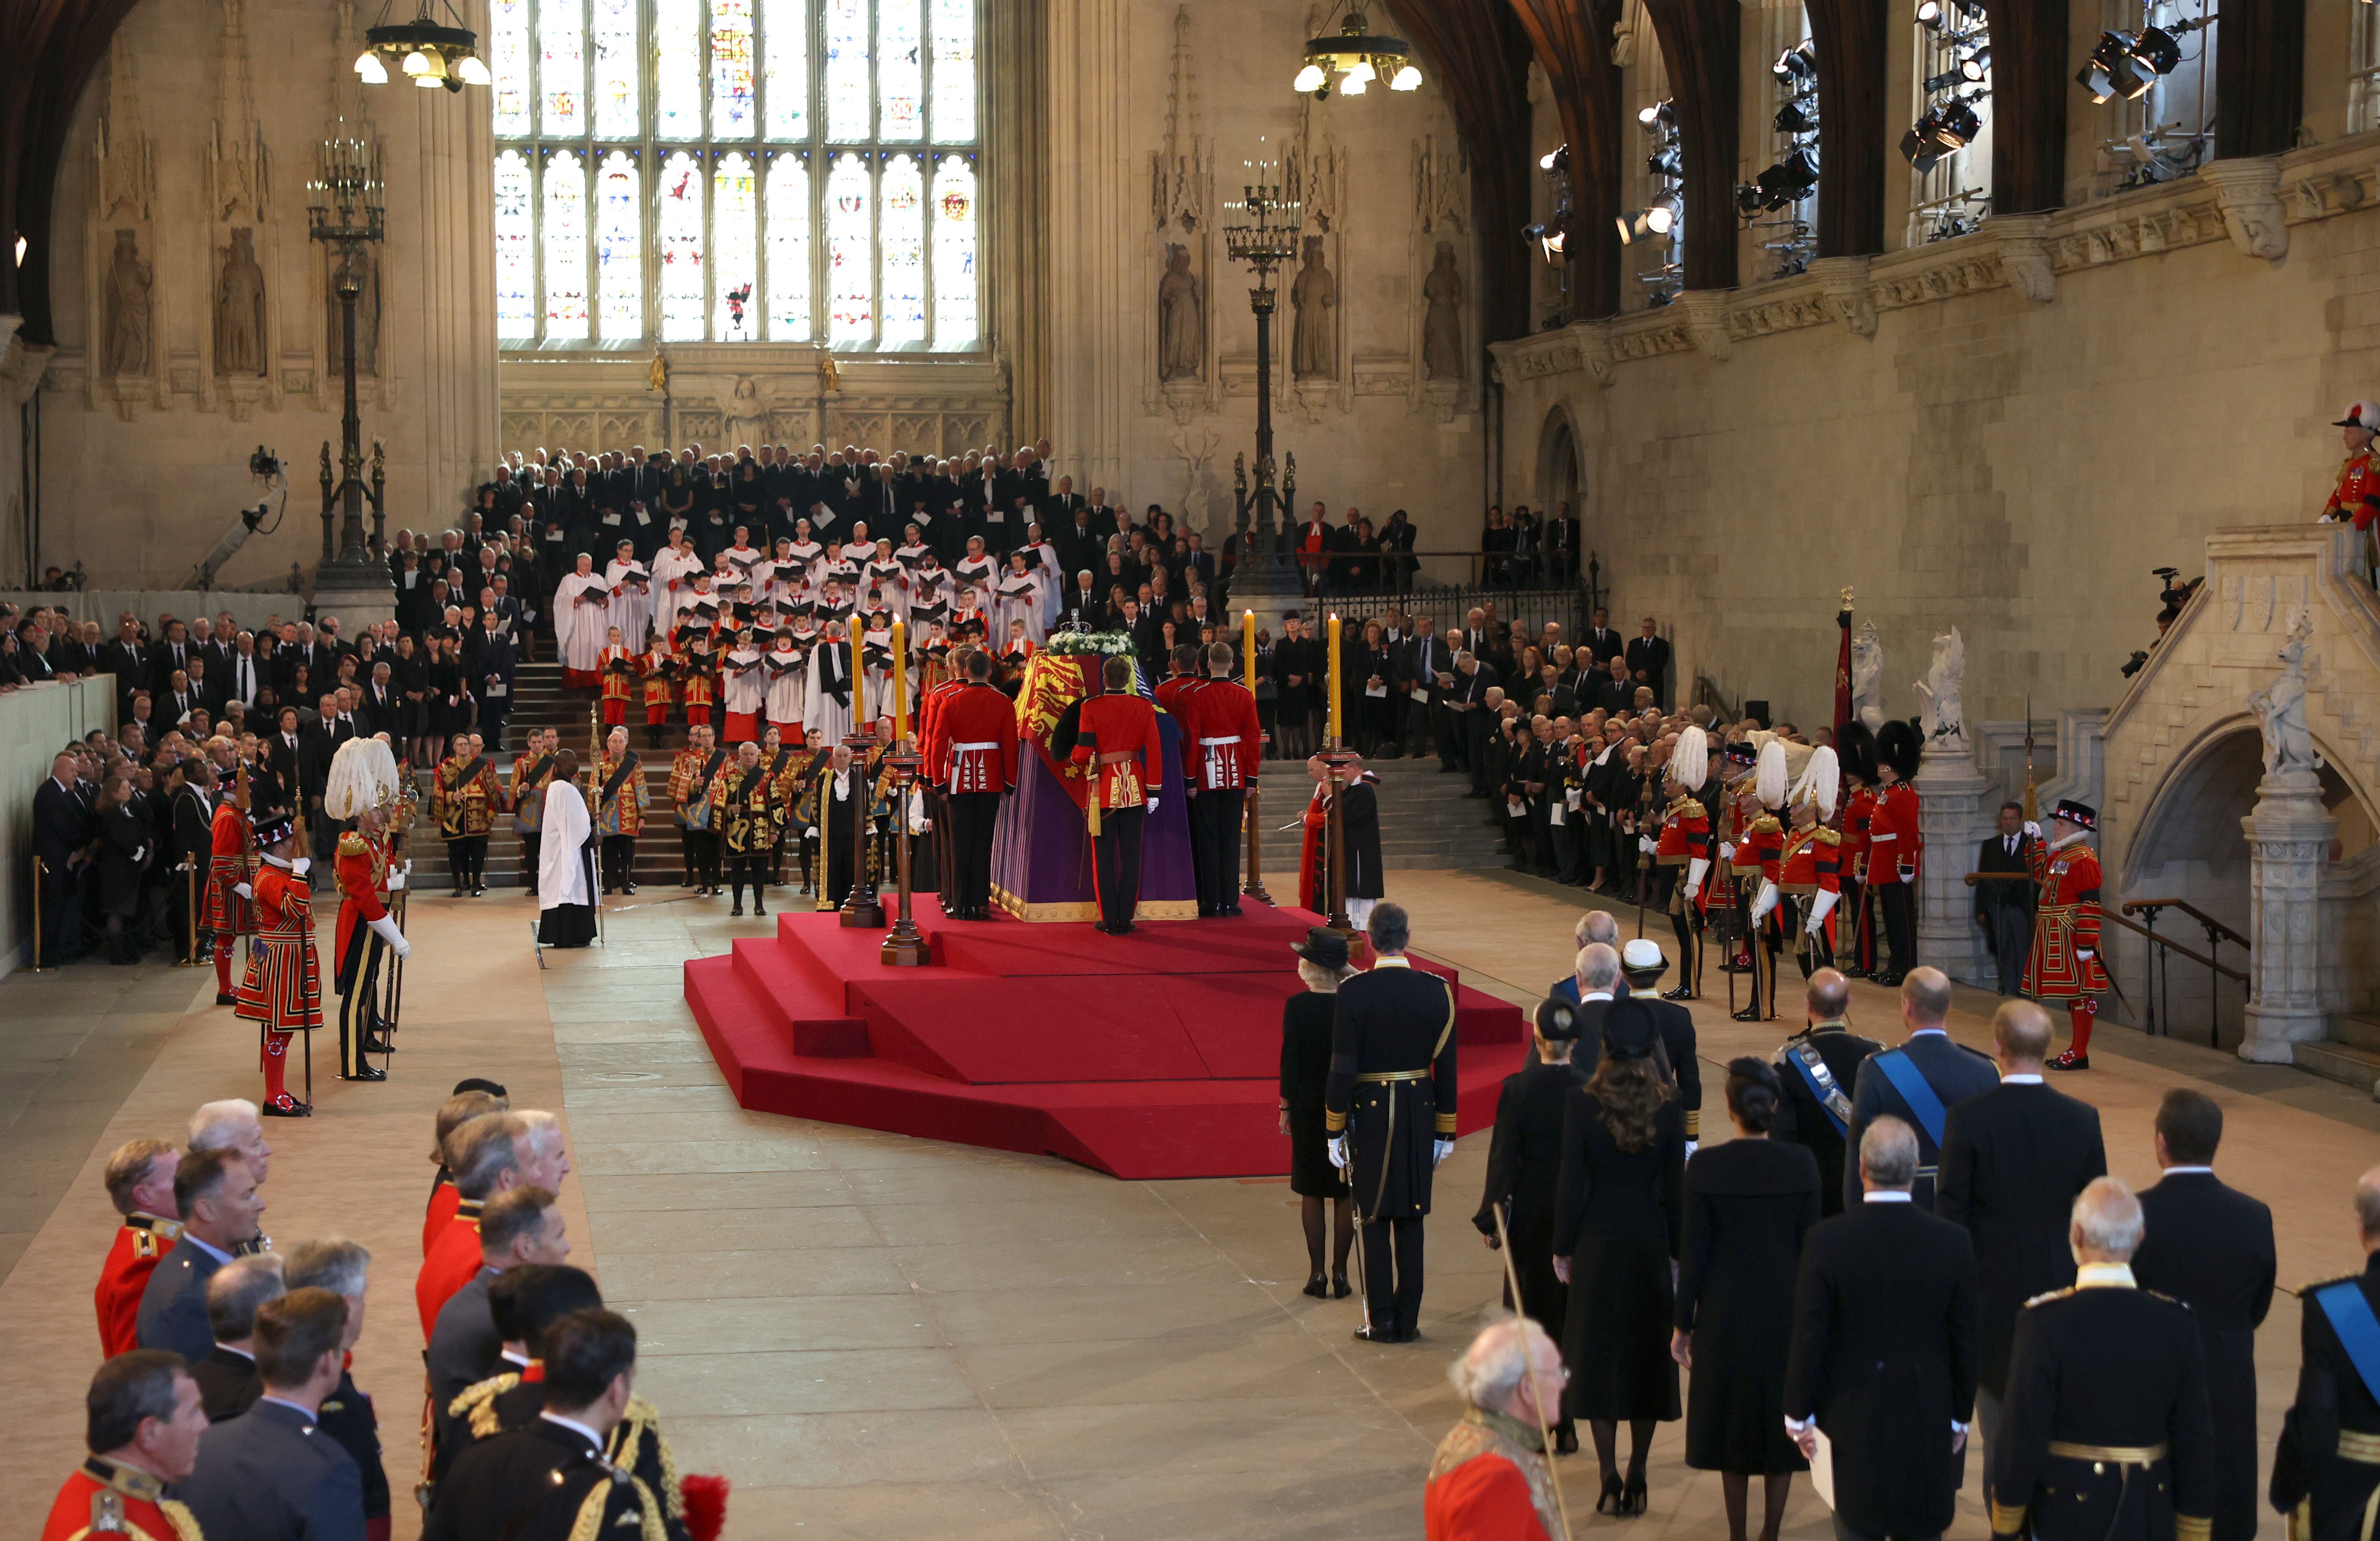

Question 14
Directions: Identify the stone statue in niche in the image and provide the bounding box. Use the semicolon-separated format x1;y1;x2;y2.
103;229;152;378
1290;236;1337;381
1850;622;1885;734
1910;626;1967;752
2248;610;2319;780
725;376;769;450
214;227;267;378
326;251;380;378
1421;240;1465;381
1157;243;1203;381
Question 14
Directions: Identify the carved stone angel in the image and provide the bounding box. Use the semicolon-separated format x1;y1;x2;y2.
1850;623;1885;734
2248;612;2318;780
1910;627;1967;752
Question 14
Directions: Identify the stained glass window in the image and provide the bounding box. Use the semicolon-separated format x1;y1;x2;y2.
764;0;808;139
490;0;531;137
655;0;702;141
658;152;707;341
713;152;762;339
930;0;975;144
931;155;977;350
878;1;923;142
494;150;535;339
767;154;812;340
597;152;643;340
879;155;926;345
539;0;583;138
827;152;873;343
542;151;590;339
497;0;979;348
712;0;757;138
591;0;639;139
826;0;871;140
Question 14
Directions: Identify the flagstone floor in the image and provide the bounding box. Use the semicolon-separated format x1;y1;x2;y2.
1;866;2373;1539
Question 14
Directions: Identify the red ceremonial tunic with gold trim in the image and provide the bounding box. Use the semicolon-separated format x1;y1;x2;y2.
2022;835;2110;1002
680;650;717;709
1654;793;1710;866
1739;813;1784;882
423;1176;459;1258
1182;679;1263;791
931;682;1020;793
95;1215;181;1357
234;861;321;1033
599;644;639;704
1070;692;1163;811
434;754;506;838
1777;823;1841;895
202;800;255;935
1841;788;1876;881
1866;782;1923;880
2324;449;2380;531
333;829;391;975
641;648;676;711
41;1459;202;1541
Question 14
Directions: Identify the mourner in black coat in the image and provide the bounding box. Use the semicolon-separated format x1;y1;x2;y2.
1972;807;2038;997
2130;1090;2277;1541
1675;1061;1820;1505
1323;905;1458;1344
1783;1117;1980;1541
1935;1001;2107;1417
1280;931;1356;1297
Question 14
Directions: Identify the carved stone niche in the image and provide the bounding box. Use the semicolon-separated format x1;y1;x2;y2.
2200;158;2290;262
1808;255;1876;338
1986;214;2056;303
1679;291;1732;362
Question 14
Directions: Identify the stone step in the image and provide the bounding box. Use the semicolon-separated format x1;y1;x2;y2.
2332;1014;2380;1055
2293;1039;2380;1096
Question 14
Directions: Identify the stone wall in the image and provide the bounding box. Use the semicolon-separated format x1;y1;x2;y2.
1493;135;2380;738
33;0;497;591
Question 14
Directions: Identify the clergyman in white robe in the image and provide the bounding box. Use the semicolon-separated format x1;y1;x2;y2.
537;773;598;947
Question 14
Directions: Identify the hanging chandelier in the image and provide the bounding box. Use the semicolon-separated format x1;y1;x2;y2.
1292;8;1422;98
354;0;490;91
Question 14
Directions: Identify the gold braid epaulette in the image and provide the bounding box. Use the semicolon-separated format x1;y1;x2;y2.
1750;814;1782;835
610;1395;685;1519
337;831;367;856
1815;827;1841;846
564;1467;667;1541
161;1499;205;1541
1666;793;1702;818
448;1371;521;1438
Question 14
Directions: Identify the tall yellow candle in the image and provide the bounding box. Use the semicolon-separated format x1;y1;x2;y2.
1242;610;1257;692
1327;612;1342;747
849;615;864;730
891;618;909;744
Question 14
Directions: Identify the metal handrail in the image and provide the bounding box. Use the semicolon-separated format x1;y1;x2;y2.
2104;907;2247;1050
2104;910;2247;981
2122;896;2250;950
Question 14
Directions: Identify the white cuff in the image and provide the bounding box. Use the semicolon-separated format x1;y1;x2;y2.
1807;889;1839;929
1749;880;1779;924
1685;856;1708;893
368;914;406;950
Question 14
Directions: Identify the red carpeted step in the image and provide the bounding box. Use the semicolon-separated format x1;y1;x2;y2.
931;906;1314;976
850;975;1230;1084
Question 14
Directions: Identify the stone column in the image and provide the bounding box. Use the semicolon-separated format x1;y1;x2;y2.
1043;0;1134;492
1914;745;1990;987
2237;766;2336;1062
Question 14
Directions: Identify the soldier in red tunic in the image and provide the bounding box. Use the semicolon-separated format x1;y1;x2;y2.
1868;720;1925;986
1651;725;1713;1000
1732;741;1789;1022
41;1351;208;1541
2023;798;2111;1071
1760;745;1843;978
1834;724;1880;978
1069;655;1165;935
2321;400;2380;529
95;1140;182;1358
326;738;411;1084
1182;641;1262;917
232;811;320;1117
928;650;1020;920
203;768;256;1007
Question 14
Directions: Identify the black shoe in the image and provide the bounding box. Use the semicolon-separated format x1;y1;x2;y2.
261;1094;311;1118
1351;1324;1403;1344
1331;1272;1351;1299
1554;1424;1579;1456
1302;1274;1328;1298
1622;1474;1648;1516
624;883;637;895
1731;1005;1764;1023
1661;985;1695;1002
730;904;744;917
1220;905;1244;917
526;888;539;898
341;1064;388;1082
215;991;239;1007
472;885;486;897
752;902;766;916
362;1035;393;1055
2048;1049;2091;1071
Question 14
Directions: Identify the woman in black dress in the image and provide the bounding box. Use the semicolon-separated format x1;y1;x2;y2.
1673;1058;1821;1541
1552;996;1687;1515
1277;928;1354;1298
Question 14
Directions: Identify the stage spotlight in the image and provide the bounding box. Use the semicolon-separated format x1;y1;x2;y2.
1772;40;1817;84
1615;205;1677;244
1638;100;1677;129
1737;182;1766;218
1775;101;1818;134
1540;144;1570;173
1960;44;1992;78
2130;24;2182;75
1915;0;1948;31
1647;146;1683;178
2077;31;2151;102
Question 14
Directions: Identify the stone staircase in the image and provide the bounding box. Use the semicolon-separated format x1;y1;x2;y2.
2292;1012;2380;1094
400;666;1509;892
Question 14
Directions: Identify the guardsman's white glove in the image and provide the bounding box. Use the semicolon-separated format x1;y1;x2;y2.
1327;1135;1349;1170
1683;855;1709;901
234;882;254;900
1432;1138;1455;1167
290;857;311;878
1806;890;1839;934
1749;881;1779;925
387;870;406;892
368;913;411;960
2022;820;2042;840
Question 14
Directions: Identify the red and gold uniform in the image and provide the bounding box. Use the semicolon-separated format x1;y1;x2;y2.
40;1457;202;1541
422;1176;458;1258
1652;730;1716;999
1866;724;1925;982
679;644;717;730
1840;783;1878;974
2323;447;2380;530
234;857;319;1112
590;746;649;894
927;679;1018;920
332;828;398;1080
94;1214;181;1357
1424;1412;1558;1541
1070;688;1165;932
202;799;255;1000
598;643;639;727
432;752;505;839
1177;675;1261;918
1866;782;1923;882
1777;821;1844;969
641;642;677;729
416;1195;485;1337
1152;670;1202;718
2025;814;2111;1065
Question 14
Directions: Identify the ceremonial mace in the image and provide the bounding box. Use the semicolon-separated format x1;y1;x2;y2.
881;618;929;965
839;616;884;927
589;703;606;947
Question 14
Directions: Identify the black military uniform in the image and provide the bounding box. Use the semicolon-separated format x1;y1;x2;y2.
1473;999;1589;1436
316;1363;392;1535
1324;953;1459;1344
2273;1254;2380;1541
1771;1017;1882;1219
1988;1270;2217;1541
422;1418;683;1541
1841;1029;1999;1212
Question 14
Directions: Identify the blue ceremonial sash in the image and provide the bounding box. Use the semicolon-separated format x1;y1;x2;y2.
1783;1042;1852;1138
1871;1047;1949;1149
2315;1280;2380;1405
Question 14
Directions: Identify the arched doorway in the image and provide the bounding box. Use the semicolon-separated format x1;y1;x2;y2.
1536;408;1581;522
2120;723;2379;1052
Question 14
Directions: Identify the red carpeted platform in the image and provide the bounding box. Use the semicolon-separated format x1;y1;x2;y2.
682;898;1528;1180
